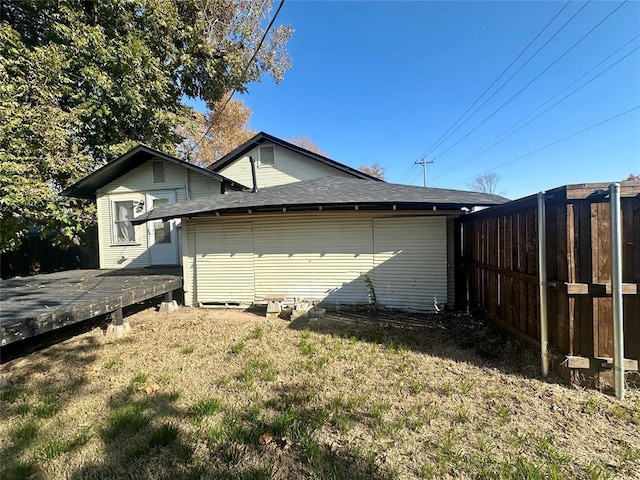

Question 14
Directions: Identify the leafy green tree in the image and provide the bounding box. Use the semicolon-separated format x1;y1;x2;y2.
0;0;292;252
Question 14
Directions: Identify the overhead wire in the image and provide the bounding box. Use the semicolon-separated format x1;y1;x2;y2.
452;105;640;188
193;0;286;152
429;35;640;182
423;0;578;158
431;0;629;160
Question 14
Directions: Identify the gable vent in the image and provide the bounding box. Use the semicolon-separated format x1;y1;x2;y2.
152;161;165;183
258;145;275;166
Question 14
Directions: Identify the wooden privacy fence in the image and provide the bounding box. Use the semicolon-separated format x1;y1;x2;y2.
456;182;640;383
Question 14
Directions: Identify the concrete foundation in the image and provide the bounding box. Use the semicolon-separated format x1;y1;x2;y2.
105;323;132;338
159;300;179;314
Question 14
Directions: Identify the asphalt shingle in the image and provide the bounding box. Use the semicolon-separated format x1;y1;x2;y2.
132;177;508;224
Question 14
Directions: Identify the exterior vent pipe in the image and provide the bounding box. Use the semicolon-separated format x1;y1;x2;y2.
249;156;258;193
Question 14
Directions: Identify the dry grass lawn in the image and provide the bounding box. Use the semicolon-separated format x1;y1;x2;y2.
1;307;639;480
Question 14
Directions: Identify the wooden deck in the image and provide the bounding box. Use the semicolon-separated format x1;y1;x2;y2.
0;268;182;346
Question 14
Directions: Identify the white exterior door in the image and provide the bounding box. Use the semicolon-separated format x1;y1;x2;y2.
147;192;178;265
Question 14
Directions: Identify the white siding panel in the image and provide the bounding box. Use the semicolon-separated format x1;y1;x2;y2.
186;212;449;312
182;220;197;306
104;158;187;193
218;145;353;189
253;216;372;304
194;221;254;304
188;170;222;199
373;217;447;311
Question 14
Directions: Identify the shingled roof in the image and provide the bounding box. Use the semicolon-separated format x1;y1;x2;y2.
63;145;246;199
132;177;508;224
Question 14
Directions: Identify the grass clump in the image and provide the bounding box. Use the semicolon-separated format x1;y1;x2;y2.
105;401;149;440
9;421;39;451
33;394;61;418
181;345;195;355
191;397;223;420
148;423;180;448
249;326;264;340
127;372;149;393
230;341;246;355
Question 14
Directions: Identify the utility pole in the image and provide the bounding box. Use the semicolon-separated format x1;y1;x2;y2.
415;157;434;187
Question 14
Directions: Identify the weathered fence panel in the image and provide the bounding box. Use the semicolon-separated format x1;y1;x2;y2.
457;182;640;384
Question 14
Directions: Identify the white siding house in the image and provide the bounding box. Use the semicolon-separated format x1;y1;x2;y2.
66;135;507;312
134;175;507;312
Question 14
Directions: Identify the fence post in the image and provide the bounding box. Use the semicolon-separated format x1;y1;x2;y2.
610;183;624;400
537;192;549;377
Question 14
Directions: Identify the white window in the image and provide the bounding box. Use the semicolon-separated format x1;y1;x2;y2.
258;145;275;166
113;200;136;243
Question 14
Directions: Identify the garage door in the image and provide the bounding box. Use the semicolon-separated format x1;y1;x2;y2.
373;217;447;311
191;214;447;311
253;216;372;304
195;222;254;305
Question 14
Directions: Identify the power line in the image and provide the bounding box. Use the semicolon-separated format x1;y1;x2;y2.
453;105;640;188
194;0;286;151
397;163;419;184
419;0;575;160
465;34;640;159
430;37;640;182
432;0;629;160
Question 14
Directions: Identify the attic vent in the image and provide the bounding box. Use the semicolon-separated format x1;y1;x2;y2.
258;145;275;166
152;161;165;183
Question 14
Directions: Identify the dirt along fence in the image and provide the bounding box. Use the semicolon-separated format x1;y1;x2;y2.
456;182;640;388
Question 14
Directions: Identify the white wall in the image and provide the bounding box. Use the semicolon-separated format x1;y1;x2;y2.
96;159;221;269
218;144;353;189
183;211;454;311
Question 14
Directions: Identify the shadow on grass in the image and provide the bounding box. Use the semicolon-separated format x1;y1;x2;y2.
286;308;561;385
64;378;398;480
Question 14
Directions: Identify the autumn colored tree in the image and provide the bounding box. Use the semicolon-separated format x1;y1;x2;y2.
180;99;256;166
624;173;640;181
358;164;385;180
0;0;292;252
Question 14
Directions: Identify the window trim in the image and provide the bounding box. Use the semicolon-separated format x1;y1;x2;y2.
257;144;275;167
111;199;140;245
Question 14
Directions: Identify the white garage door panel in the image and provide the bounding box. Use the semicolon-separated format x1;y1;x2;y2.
195;222;254;304
253;217;372;304
373;217;447;311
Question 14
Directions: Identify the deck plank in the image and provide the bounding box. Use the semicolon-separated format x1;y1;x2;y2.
1;268;182;345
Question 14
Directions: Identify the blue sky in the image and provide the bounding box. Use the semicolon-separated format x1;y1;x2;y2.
192;0;640;200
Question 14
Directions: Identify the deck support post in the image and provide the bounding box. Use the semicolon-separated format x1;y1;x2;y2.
113;307;123;326
164;291;173;303
610;183;625;400
105;307;131;337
